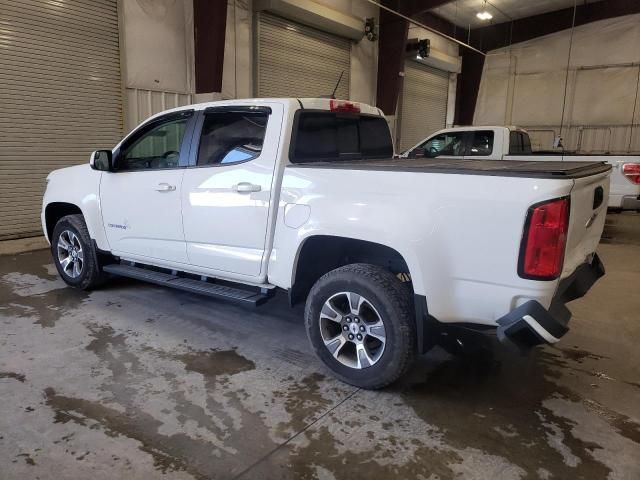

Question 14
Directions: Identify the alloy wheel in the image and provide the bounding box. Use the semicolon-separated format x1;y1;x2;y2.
56;230;84;278
319;291;386;369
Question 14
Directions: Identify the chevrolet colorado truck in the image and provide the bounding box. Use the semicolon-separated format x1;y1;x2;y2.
401;125;639;211
42;99;610;389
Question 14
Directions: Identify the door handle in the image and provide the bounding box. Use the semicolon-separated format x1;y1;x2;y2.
232;182;261;193
155;183;176;192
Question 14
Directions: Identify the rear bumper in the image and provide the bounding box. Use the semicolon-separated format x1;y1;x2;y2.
496;253;605;349
621;195;640;210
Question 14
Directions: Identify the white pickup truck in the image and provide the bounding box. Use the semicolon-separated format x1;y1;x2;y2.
42;98;610;389
401;125;640;211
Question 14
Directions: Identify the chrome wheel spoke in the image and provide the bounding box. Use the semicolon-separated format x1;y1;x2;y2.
324;335;347;359
348;292;364;315
356;343;374;369
60;256;72;274
320;301;343;323
367;321;386;344
72;260;81;277
57;234;71;251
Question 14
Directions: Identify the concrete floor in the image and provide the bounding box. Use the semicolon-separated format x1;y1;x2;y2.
1;214;639;480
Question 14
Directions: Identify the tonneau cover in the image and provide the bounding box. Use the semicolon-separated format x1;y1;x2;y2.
291;158;612;179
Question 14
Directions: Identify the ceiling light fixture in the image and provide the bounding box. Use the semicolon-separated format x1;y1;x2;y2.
476;11;493;20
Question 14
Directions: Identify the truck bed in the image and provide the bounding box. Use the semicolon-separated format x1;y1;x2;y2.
292;158;612;179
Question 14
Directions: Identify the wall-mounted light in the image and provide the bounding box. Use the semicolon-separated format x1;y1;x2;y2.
364;17;377;41
476;11;493;20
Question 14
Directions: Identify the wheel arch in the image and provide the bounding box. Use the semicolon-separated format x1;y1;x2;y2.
44;202;83;241
289;235;413;305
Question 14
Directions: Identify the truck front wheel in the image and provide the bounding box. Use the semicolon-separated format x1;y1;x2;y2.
51;214;106;290
304;263;417;389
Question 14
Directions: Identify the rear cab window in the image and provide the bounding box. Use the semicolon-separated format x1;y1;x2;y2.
509;131;533;155
289;111;393;163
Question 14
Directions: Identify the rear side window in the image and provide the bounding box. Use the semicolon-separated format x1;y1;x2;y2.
467;130;494;156
290;112;393;163
197;112;268;166
509;131;533;155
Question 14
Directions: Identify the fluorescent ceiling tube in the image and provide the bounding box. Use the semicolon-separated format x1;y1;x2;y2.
476;11;493;20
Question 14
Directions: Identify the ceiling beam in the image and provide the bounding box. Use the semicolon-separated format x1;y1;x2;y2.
376;0;410;115
193;0;228;94
408;0;456;16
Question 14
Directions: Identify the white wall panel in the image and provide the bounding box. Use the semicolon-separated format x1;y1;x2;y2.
571;67;638;125
511;71;566;126
475;14;640;153
125;88;194;133
122;0;194;94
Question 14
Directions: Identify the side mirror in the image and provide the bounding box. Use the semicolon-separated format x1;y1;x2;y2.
90;150;112;171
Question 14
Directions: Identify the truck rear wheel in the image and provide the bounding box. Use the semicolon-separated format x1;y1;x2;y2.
304;263;417;389
51;214;106;290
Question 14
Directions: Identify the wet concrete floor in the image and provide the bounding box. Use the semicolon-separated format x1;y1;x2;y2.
1;213;639;479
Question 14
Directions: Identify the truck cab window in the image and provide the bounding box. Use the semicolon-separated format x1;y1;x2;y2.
467;131;494;156
197;112;268;166
509;131;532;155
416;132;465;158
119;118;188;171
290;112;393;163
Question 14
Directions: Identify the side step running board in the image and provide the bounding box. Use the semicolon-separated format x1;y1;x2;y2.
103;263;271;306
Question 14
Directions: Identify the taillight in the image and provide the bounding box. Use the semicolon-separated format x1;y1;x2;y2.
519;197;570;280
622;163;640;184
330;99;360;113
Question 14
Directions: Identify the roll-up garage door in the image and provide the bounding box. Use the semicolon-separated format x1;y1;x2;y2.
256;13;350;100
0;0;123;240
398;62;449;152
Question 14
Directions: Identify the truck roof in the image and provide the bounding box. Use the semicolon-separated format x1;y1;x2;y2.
142;98;383;124
435;125;526;134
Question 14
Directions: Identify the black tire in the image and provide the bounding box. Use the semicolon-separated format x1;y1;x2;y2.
51;214;106;290
304;263;417;389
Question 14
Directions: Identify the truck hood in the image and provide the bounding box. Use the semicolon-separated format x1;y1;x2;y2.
47;163;92;182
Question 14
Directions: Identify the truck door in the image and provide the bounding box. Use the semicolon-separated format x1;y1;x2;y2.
181;104;283;278
100;111;195;264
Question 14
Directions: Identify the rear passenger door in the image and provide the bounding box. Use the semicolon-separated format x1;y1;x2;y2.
181;104;284;278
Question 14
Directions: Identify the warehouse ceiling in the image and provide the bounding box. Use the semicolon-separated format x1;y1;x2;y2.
431;0;601;27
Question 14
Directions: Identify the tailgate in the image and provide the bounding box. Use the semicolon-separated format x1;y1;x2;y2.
562;170;610;278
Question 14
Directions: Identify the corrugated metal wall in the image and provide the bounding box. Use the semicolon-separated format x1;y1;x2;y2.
398;62;449;152
256;13;351;100
0;0;123;240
